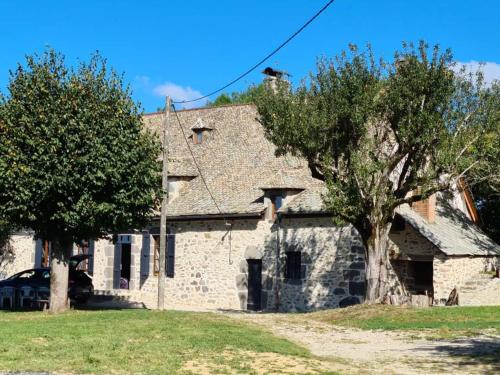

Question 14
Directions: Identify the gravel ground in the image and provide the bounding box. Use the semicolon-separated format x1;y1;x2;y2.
224;311;500;375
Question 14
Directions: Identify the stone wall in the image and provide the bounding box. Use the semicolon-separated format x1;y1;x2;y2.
274;217;366;311
388;223;436;260
90;217;372;311
0;233;37;279
137;219;275;310
4;219;499;311
433;255;499;304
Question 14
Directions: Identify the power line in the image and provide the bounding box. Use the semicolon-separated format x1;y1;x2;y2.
171;103;227;220
172;0;336;104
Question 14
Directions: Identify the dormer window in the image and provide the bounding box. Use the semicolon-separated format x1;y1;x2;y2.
191;118;213;145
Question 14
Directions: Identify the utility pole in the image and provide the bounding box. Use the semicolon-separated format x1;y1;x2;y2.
157;96;171;310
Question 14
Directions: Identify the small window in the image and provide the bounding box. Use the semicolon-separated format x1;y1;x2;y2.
153;235;160;276
285;251;301;279
193;130;203;144
166;234;175;278
270;194;283;219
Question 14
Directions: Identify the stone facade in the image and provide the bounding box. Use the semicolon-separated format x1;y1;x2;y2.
0;233;36;280
2;215;499;310
433;255;499;304
276;218;366;311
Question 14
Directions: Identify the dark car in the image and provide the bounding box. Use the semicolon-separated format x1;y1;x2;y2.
0;254;93;306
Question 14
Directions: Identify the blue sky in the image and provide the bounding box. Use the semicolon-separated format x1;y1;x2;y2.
0;0;499;112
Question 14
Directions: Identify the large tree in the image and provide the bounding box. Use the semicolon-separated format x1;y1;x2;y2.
0;50;161;312
468;81;500;244
255;42;499;302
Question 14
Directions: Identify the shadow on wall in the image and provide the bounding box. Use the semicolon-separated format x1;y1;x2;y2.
235;217;413;313
238;218;372;312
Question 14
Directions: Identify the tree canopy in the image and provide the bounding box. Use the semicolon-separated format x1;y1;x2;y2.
207;84;266;107
255;42;499;302
0;49;161;311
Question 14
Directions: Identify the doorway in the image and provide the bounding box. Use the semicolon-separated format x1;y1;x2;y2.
120;243;131;289
247;259;262;311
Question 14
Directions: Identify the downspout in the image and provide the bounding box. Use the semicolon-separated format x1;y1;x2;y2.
275;213;282;311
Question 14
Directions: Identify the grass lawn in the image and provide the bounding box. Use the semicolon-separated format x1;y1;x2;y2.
312;304;500;338
0;309;337;374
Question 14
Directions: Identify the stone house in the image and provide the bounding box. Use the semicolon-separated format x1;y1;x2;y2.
2;104;499;310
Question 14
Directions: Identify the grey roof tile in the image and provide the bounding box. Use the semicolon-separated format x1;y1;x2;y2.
143;104;315;218
396;196;500;256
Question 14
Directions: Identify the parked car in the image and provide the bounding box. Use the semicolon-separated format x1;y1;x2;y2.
0;254;93;306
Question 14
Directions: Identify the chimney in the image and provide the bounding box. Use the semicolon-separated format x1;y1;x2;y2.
412;193;436;223
262;67;290;93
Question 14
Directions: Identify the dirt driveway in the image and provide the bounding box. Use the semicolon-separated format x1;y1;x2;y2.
225;312;500;375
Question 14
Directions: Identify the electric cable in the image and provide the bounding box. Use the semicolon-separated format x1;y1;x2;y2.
172;0;336;104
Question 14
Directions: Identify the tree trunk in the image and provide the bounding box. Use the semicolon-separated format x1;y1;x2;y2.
364;222;392;303
49;236;73;313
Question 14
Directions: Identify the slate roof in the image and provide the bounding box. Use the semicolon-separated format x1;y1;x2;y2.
278;186;327;214
143;104;316;218
396;196;500;256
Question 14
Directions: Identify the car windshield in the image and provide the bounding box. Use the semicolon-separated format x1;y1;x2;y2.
7;269;50;281
8;270;36;280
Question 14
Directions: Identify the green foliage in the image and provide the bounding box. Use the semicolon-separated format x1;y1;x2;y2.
474;186;500;244
255;42;497;237
467;81;500;243
0;220;11;260
0;49;162;243
207;84;266;107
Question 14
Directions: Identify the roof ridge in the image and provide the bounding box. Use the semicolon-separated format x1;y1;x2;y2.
143;103;255;117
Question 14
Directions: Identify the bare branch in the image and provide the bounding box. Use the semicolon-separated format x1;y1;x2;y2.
391;181;450;210
454;135;479;163
457;160;480;180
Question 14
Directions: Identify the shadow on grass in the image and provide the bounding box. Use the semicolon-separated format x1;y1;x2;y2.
414;335;500;372
0;294;147;313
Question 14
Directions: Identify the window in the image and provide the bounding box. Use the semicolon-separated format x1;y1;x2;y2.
153;235;160;276
285;251;301;279
270;194;283;219
166;234;176;278
193;130;203;144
